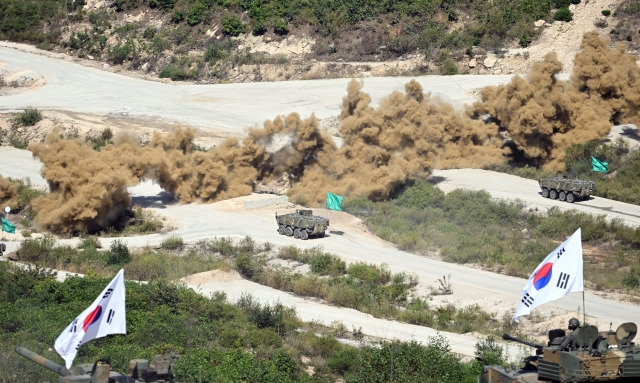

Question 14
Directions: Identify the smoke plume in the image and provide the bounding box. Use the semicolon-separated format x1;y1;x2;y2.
471;31;640;170
10;31;639;234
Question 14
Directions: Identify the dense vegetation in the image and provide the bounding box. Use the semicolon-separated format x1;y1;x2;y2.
344;141;640;292
0;262;501;382
0;0;597;80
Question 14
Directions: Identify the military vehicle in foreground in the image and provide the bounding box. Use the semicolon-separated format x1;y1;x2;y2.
478;322;640;383
276;209;329;240
539;176;595;203
15;345;180;383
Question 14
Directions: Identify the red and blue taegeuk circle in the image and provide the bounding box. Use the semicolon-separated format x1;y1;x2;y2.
533;263;553;290
82;306;103;332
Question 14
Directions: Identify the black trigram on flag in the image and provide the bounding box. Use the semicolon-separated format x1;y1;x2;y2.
107;309;115;324
68;318;79;334
521;292;534;308
556;272;570;289
102;288;114;299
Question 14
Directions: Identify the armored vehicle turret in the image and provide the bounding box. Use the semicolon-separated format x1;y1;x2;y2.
16;345;180;383
539;175;595;203
478;322;640;383
276;209;329;240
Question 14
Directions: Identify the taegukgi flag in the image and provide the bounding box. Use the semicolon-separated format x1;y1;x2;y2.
514;228;583;322
55;269;126;368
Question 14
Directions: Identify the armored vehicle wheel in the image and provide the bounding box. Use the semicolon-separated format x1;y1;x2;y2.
541;188;549;198
300;230;309;240
559;191;567;201
285;226;294;236
278;224;286;235
294;228;301;238
566;193;576;203
549;189;558;199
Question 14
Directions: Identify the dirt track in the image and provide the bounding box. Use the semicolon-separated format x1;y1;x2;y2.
3;42;640;361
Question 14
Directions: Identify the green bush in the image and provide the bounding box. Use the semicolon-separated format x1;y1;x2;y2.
160;234;184;250
440;57;458;75
185;1;206;25
107;239;131;265
8;134;29;149
273;19;289;35
204;43;227;63
235;253;259;278
14;107;42;126
309;253;346;276
158;64;196;81
221;13;245;36
601;9;611;16
347;262;391;284
554;7;573;22
108;40;134;64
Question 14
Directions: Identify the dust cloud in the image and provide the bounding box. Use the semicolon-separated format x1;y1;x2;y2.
5;31;639;234
471;31;640;170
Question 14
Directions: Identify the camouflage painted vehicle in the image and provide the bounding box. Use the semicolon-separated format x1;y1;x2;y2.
539;176;595;203
276;209;329;240
15;345;180;383
478;322;640;383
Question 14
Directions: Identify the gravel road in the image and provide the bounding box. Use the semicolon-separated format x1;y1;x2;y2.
2;42;639;361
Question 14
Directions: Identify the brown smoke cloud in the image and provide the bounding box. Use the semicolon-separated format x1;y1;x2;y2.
471;31;640;170
0;176;19;210
22;31;640;234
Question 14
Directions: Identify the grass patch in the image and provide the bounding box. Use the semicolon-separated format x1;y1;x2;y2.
12;107;42;127
161;234;184;250
344;178;640;295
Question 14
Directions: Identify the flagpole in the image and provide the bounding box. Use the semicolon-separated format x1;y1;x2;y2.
582;290;586;325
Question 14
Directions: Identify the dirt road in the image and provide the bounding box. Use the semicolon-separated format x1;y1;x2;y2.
2;43;640;361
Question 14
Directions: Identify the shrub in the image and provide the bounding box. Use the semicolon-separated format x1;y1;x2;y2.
17;235;56;263
107;239;131;265
8;134;29;149
159;64;195;81
14;107;42;126
601;9;611;16
204;43;226;63
235;254;259;278
161;234;184;250
440;57;458;75
108;40;134;64
273;20;289;35
142;27;156;39
622;272;640;288
309;253;346;276
221;13;245;36
252;22;267;36
185;1;206;25
554;7;573;22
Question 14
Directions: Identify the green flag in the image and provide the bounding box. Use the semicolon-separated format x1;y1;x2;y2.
591;156;608;173
2;217;15;234
326;192;343;211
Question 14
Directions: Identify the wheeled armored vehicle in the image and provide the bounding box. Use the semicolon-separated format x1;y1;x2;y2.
276;209;329;240
539;176;595;203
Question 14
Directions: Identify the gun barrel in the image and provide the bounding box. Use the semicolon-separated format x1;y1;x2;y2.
15;346;69;376
502;334;544;350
